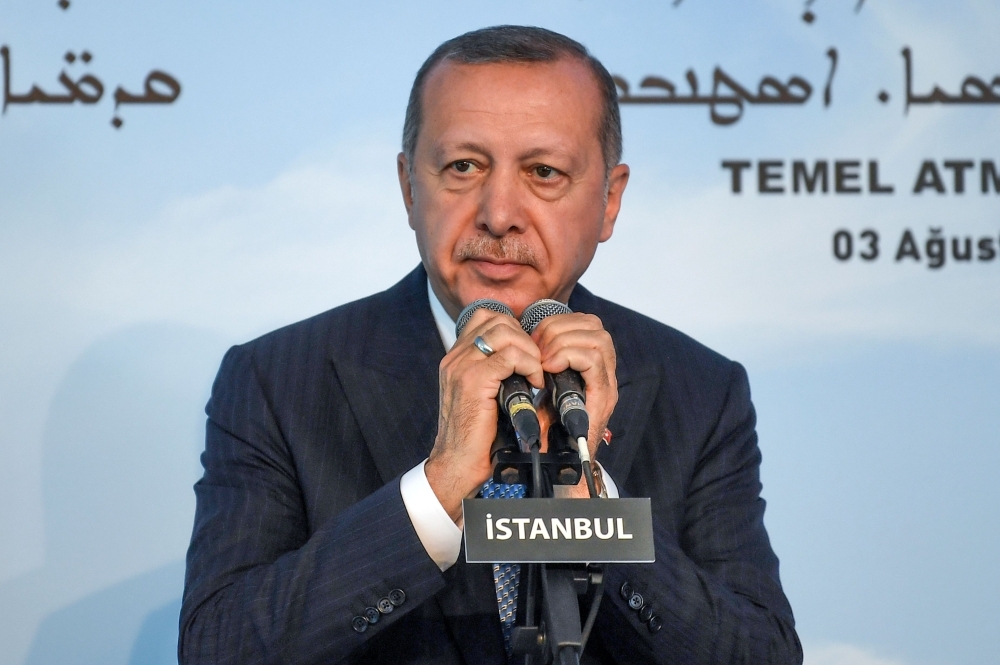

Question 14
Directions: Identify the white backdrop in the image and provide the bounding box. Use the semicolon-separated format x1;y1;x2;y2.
1;1;998;663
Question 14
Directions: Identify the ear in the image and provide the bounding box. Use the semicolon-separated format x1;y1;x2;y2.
397;152;415;227
599;163;630;242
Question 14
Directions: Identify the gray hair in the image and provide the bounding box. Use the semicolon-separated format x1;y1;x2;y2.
402;25;622;176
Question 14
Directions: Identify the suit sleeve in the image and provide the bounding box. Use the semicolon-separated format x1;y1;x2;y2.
179;345;446;665
593;362;802;664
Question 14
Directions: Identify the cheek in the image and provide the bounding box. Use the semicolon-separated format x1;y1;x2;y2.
541;207;604;267
414;190;478;258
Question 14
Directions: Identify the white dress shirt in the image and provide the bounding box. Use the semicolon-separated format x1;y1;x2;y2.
399;280;618;571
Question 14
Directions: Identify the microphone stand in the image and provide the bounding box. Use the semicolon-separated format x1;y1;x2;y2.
491;421;606;665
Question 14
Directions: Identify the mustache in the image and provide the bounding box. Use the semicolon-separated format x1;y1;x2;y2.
455;235;539;268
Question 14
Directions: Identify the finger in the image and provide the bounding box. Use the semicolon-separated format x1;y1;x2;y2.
540;341;618;450
481;343;545;389
533;316;613;364
537;329;616;375
447;312;523;358
540;344;616;410
467;317;542;362
542;345;614;390
456;307;513;342
531;312;605;344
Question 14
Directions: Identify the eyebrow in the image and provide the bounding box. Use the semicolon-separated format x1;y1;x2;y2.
434;141;492;162
518;147;564;161
434;142;568;163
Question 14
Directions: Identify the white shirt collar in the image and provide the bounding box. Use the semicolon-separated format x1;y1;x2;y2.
427;279;457;350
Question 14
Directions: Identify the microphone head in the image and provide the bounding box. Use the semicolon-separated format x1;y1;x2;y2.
455;299;515;337
520;299;572;334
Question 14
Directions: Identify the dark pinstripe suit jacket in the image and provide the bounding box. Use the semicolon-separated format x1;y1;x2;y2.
180;265;801;664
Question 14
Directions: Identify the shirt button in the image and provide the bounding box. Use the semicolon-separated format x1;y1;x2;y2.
388;588;406;606
377;597;394;614
619;582;633;601
351;616;368;633
364;607;380;624
628;592;644;611
647;615;663;633
638;605;654;622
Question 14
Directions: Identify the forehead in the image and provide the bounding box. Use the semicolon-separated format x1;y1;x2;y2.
417;58;604;158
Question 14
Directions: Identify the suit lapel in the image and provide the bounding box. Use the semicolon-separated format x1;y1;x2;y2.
569;285;661;487
330;266;506;663
330;266;445;483
601;373;660;486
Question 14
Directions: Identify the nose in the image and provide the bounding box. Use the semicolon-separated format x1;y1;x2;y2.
476;166;529;236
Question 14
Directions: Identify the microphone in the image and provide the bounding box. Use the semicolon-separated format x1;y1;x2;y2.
455;299;541;452
519;300;593;469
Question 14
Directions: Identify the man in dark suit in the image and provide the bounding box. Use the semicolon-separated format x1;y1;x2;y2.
180;26;802;664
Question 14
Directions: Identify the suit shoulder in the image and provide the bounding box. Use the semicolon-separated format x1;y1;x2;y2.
591;296;734;369
244;289;388;351
585;294;752;444
237;266;428;360
219;286;406;387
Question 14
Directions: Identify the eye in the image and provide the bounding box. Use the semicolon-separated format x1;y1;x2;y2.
451;160;477;174
533;165;557;179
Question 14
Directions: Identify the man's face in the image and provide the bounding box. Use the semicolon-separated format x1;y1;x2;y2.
398;57;630;319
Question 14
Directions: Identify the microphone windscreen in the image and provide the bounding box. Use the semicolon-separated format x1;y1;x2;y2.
455;299;515;337
519;299;572;334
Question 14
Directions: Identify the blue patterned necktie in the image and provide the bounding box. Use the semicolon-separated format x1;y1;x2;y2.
481;480;526;655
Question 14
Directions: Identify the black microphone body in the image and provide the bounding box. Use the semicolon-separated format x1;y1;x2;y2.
519;299;591;443
455;299;540;452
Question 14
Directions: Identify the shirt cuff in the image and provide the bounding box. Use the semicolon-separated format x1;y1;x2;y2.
596;461;620;498
399;459;463;572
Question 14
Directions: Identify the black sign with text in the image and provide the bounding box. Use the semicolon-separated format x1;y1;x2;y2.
463;498;655;564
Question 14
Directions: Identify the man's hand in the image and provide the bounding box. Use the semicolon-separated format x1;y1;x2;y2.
531;313;618;499
425;308;544;522
425;309;619;519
